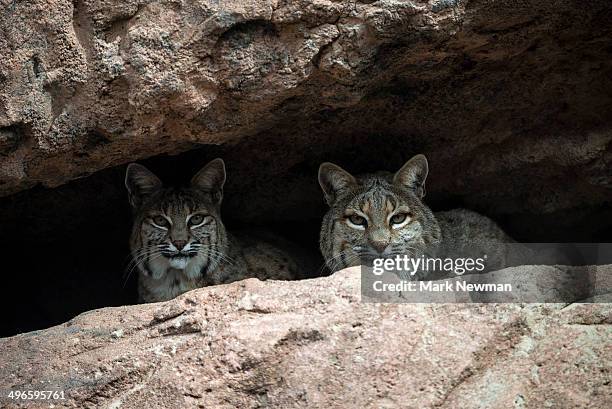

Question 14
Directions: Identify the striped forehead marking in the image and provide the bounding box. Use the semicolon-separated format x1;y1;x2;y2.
385;197;394;213
356;189;397;212
361;199;371;214
160;191;199;216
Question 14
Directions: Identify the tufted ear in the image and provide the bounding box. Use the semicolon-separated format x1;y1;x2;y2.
125;163;162;208
191;158;226;204
393;154;428;198
318;162;357;206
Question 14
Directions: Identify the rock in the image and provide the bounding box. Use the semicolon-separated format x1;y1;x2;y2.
0;0;611;239
1;266;610;408
1;2;611;395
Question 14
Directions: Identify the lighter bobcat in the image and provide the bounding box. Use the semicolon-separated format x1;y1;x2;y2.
318;154;513;278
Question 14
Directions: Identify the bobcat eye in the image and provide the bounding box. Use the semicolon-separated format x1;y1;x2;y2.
348;214;367;227
390;213;410;226
152;215;170;228
188;214;206;227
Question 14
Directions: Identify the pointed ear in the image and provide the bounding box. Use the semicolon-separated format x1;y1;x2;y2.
318;162;357;206
393;154;428;198
125;163;162;208
191;158;226;203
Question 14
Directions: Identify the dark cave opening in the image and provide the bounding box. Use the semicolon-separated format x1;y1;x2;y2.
0;147;326;337
1;138;611;337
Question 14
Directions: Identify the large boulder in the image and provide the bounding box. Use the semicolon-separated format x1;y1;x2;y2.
1;0;611;238
1;267;610;408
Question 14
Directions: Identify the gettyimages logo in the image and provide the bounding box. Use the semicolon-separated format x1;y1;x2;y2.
371;254;488;276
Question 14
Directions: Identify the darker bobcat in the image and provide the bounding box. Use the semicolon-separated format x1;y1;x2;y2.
318;154;513;277
125;158;307;302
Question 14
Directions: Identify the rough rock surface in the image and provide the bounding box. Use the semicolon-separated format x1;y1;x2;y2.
1;267;610;408
1;0;611;235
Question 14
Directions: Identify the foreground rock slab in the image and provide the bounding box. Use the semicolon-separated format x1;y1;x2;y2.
1;267;611;408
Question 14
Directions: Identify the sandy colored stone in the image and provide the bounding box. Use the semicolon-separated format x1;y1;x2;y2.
0;266;610;408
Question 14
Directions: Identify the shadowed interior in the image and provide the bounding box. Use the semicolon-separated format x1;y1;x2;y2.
1;138;611;337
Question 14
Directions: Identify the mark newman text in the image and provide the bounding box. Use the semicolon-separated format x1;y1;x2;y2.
372;280;513;293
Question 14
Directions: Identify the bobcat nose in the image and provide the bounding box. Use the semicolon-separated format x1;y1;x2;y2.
172;240;187;251
370;241;390;255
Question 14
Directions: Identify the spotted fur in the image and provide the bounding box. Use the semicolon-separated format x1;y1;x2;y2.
126;159;303;303
318;154;512;276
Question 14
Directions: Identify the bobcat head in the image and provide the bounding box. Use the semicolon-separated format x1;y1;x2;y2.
125;158;228;280
318;154;441;272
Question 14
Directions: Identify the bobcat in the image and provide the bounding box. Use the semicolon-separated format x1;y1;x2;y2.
125;158;306;302
318;154;513;278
